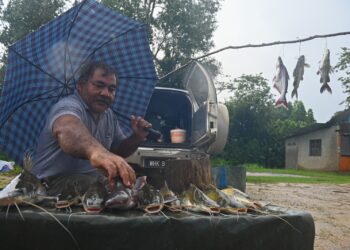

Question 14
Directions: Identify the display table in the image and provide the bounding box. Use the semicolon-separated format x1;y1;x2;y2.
0;206;314;250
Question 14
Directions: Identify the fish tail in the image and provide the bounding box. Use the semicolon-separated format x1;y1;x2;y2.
320;83;332;94
291;88;298;99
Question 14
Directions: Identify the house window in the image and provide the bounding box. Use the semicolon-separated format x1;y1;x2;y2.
309;139;322;156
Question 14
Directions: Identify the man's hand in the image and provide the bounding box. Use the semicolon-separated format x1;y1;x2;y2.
89;150;136;189
130;115;152;141
53;115;136;188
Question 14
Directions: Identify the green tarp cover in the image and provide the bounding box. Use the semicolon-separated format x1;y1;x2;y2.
0;206;314;250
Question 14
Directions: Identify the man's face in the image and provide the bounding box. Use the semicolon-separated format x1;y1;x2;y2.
77;68;117;114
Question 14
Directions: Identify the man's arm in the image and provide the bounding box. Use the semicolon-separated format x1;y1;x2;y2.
52;114;136;188
111;116;151;157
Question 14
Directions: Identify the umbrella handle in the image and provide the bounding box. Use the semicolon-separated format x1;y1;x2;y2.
145;127;163;142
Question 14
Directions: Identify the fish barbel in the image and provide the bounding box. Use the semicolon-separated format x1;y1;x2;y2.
273;57;289;109
105;176;146;210
291;55;309;99
317;49;332;94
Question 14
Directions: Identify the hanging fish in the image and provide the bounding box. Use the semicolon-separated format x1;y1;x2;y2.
291;55;309;99
273;57;289;109
317;49;332;94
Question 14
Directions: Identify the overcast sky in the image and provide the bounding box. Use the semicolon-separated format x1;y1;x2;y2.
213;0;350;122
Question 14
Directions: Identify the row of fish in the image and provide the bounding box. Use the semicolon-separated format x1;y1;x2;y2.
0;167;263;215
273;49;332;109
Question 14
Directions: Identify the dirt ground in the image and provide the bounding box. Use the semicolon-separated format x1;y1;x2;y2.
246;183;350;250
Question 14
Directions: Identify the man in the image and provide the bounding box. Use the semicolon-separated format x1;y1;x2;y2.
32;61;151;194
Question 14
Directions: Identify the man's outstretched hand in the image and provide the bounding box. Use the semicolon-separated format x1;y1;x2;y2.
89;150;136;189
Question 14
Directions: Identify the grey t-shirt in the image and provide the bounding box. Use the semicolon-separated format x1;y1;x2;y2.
32;91;126;179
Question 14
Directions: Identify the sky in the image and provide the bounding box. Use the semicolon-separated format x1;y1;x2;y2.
213;0;350;123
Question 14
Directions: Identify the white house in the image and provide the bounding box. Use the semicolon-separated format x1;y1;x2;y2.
285;110;350;172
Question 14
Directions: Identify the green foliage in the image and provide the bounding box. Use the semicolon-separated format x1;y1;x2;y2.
101;0;223;79
211;156;233;167
334;47;350;107
0;0;66;47
0;0;223;89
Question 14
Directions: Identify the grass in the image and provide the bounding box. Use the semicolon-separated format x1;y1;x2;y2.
244;163;350;184
0;151;22;188
0;166;22;188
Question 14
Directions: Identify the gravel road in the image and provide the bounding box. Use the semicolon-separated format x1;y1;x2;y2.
247;183;350;250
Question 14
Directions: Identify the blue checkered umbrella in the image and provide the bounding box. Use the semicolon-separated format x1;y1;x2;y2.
0;0;157;164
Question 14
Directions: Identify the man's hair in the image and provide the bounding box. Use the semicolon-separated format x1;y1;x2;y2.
78;61;117;84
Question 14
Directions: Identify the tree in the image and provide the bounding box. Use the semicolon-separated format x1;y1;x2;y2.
0;0;68;92
100;0;223;78
287;100;315;125
223;74;275;166
221;74;316;168
334;47;350;107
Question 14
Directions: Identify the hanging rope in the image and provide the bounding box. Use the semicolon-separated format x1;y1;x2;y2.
159;31;350;80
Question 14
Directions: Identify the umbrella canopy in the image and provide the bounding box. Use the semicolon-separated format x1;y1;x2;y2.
0;0;158;164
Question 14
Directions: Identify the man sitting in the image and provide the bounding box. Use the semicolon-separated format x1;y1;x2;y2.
33;61;151;195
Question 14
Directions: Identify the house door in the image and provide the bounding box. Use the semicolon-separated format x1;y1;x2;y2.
339;124;350;171
339;134;350;171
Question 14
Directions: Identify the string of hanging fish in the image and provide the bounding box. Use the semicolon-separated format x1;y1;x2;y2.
272;49;331;109
159;31;350;110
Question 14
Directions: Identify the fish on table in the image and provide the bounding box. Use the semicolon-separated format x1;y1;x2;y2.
273;57;290;109
178;184;220;215
221;186;263;211
202;184;247;214
137;183;164;214
104;176;147;211
0;169;47;206
0;154;51;207
317;49;332;94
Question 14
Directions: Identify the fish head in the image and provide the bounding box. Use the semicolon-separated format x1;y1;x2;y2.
82;180;108;213
16;169;47;199
105;189;132;208
138;184;163;207
105;178;135;209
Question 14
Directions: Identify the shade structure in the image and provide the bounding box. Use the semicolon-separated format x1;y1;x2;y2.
0;0;158;164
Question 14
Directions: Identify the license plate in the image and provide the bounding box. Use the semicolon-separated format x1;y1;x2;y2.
144;158;167;168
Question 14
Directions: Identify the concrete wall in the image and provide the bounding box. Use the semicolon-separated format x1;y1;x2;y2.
285;125;339;171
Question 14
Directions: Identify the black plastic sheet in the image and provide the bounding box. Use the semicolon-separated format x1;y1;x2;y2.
0;206;314;250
